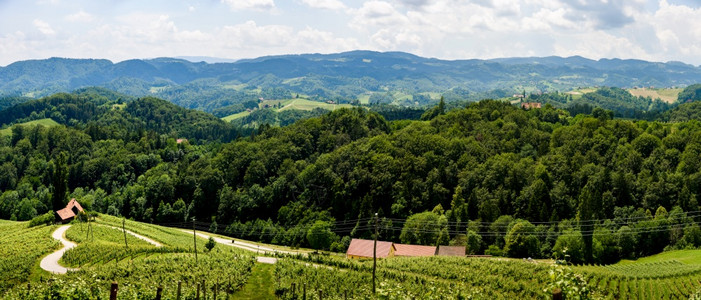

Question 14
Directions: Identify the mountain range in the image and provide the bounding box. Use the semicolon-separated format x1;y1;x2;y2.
1;51;701;113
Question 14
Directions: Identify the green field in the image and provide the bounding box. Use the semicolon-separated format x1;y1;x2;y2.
222;98;352;121
0;118;60;136
628;87;682;103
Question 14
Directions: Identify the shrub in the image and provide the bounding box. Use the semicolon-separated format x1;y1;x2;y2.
28;212;55;227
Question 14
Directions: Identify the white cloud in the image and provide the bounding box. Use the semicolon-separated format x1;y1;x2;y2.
221;0;275;11
66;10;95;23
350;1;407;29
301;0;346;10
33;19;55;35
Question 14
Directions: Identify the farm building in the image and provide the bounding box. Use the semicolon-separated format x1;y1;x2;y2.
346;239;395;259
436;246;466;256
394;243;436;257
55;198;84;223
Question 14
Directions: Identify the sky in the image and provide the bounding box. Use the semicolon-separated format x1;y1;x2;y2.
1;0;701;66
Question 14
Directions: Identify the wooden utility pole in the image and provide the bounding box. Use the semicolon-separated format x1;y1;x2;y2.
372;212;378;294
193;217;198;263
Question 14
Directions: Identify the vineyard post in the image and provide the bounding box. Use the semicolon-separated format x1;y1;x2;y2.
110;282;118;300
155;286;163;300
193;217;198;264
372;212;378;294
176;281;182;300
552;288;562;300
122;218;129;251
303;283;306;300
318;289;323;300
196;283;200;300
202;279;206;299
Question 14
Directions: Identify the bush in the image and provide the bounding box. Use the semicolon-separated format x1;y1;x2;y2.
485;245;503;256
205;237;216;252
28;212;54;227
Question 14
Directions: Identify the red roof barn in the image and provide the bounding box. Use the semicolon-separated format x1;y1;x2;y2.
393;243;437;257
346;238;395;259
436;245;466;256
55;198;84;223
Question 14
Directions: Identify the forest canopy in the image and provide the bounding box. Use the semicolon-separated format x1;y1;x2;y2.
1;91;701;263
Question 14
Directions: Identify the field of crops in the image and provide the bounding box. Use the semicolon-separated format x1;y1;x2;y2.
574;251;701;299
5;252;256;299
273;255;552;299
0;222;58;293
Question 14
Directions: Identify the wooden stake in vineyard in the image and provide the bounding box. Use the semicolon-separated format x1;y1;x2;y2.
193;217;198;264
122;218;129;250
372;212;378;295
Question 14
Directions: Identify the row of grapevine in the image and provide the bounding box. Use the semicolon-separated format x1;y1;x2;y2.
0;222;58;294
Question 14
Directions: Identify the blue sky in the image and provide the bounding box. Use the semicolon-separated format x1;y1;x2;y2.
1;0;701;66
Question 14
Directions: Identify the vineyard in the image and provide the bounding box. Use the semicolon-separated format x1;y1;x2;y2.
573;251;701;299
0;222;58;293
3;216;701;299
273;255;552;299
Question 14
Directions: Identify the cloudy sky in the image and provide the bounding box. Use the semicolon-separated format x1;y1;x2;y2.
1;0;701;66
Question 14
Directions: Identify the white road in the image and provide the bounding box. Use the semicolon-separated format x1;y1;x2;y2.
182;229;312;264
106;225;162;247
40;225;78;274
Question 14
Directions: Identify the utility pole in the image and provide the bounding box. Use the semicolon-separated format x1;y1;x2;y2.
193;217;198;264
372;212;378;294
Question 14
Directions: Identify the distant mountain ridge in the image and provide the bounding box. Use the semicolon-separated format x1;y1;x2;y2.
1;51;701;112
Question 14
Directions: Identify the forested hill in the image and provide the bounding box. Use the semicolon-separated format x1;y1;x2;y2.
2;51;701;113
0;89;239;142
2;94;701;264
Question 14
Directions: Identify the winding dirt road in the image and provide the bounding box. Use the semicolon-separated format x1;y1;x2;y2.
40;225;78;274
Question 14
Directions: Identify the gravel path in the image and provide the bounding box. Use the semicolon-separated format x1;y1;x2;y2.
180;229;310;264
40;225;78;274
106;225;162;247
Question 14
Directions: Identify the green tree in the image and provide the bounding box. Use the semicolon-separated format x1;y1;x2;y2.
552;230;585;264
466;230;482;255
400;211;445;246
503;220;540;258
306;220;335;250
51;152;68;211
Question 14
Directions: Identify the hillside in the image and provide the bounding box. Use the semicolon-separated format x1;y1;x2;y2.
3;51;701;113
1;92;701;268
0;91;241;142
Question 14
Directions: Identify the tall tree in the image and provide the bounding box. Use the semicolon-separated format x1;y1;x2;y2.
51;152;68;211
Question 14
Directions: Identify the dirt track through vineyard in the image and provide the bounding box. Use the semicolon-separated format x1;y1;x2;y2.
39;225;78;274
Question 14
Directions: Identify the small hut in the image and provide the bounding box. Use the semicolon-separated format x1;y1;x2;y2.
55;198;84;223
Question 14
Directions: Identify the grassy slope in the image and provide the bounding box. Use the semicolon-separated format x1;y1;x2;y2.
616;249;701;265
628;87;681;103
222;98;352;121
0;118;60;136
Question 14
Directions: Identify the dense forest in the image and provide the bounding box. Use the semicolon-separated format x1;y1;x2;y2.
1;89;701;265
